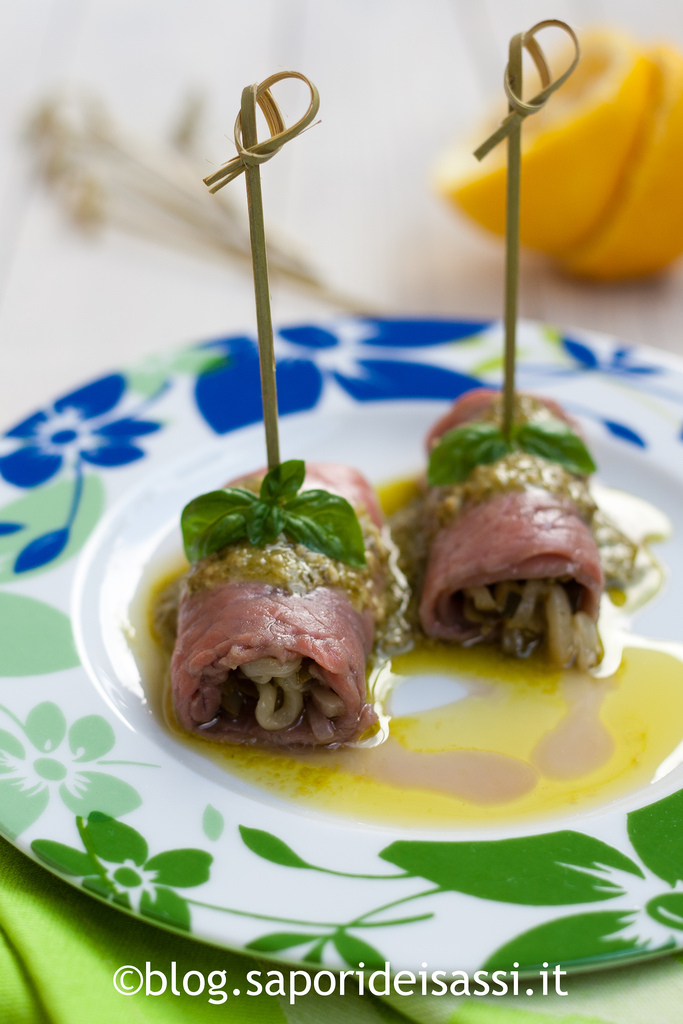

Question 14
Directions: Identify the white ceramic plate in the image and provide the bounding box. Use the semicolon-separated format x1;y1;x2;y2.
3;315;683;975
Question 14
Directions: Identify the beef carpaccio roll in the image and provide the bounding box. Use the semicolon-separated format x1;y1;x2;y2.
161;463;405;746
394;389;635;669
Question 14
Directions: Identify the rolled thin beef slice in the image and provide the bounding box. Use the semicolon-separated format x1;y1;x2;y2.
420;391;604;663
171;462;381;746
419;488;604;642
425;387;579;450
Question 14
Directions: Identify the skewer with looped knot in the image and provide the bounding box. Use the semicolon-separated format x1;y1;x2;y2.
475;19;580;161
203;71;320;193
202;71;321;471
471;19;580;443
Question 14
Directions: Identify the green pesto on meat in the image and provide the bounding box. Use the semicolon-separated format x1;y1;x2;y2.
392;394;638;608
155;501;411;659
185;511;385;619
432;450;597;526
477;393;562;429
431;393;596;523
153;462;413;661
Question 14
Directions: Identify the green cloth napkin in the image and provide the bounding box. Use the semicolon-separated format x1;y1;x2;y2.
2;833;683;1024
0;835;412;1024
0;835;287;1024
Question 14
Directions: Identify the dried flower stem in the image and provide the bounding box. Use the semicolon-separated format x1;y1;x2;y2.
27;91;369;315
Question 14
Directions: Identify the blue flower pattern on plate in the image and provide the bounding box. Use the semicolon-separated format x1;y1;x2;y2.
0;374;160;489
194;318;489;434
0;374;162;575
1;317;679;578
515;334;677;449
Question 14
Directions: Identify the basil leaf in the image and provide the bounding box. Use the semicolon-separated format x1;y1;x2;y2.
192;512;248;560
181;470;368;569
283;490;366;568
515;421;596;476
245;501;285;546
428;423;509;486
181;488;257;561
260;459;306;504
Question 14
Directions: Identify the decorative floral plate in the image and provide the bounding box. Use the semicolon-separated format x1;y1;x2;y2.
3;316;683;975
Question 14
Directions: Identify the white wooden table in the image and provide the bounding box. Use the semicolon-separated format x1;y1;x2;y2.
2;0;683;428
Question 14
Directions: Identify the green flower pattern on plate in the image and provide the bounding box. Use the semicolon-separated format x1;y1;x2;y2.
0;476;104;584
224;791;683;971
30;800;683;968
32;812;212;931
0;593;79;677
0;701;149;838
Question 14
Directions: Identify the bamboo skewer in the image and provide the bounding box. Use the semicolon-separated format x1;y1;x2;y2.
474;20;580;441
241;82;280;470
203;72;320;471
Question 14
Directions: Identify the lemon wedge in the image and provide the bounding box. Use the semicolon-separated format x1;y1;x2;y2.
435;30;683;279
562;45;683;278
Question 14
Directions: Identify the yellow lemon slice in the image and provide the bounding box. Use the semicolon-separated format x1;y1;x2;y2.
562;45;683;279
435;30;665;273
